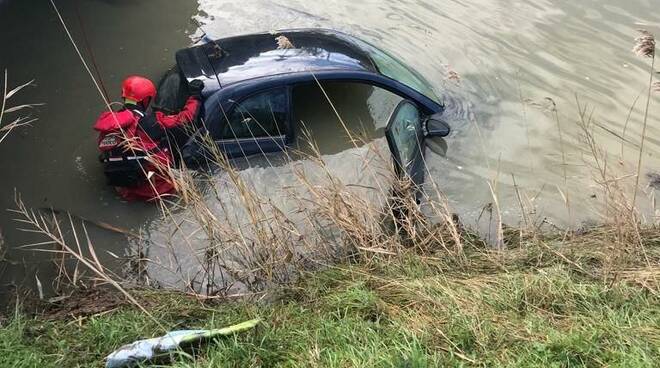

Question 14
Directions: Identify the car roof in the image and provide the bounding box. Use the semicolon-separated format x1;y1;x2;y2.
176;29;380;92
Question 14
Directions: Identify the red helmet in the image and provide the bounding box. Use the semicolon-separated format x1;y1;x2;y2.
121;76;156;105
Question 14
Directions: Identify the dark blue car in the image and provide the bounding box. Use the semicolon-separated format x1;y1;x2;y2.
160;28;450;188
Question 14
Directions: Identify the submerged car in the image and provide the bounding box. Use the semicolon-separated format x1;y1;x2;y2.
155;28;450;189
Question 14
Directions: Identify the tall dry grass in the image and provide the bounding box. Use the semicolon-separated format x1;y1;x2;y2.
631;30;657;218
140;106;466;296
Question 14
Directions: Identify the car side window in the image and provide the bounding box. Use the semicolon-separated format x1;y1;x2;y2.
221;88;288;139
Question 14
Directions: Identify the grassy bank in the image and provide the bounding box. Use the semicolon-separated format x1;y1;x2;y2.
2;228;658;367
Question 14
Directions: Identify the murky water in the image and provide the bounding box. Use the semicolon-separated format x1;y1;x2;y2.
2;0;660;298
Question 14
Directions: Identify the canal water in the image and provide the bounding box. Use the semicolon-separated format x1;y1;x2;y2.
1;0;660;298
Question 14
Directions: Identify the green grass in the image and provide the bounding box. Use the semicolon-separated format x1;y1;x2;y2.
1;232;659;367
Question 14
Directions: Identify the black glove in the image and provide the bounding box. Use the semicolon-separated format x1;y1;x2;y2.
188;79;205;99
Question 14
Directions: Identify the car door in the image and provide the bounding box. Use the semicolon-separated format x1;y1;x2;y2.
385;100;426;191
216;87;290;158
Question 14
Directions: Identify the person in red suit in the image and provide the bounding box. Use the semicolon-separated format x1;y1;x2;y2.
93;76;204;201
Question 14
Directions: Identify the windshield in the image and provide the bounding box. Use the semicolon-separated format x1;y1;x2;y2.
351;38;441;105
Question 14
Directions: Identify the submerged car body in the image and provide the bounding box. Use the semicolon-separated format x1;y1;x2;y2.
159;28;450;188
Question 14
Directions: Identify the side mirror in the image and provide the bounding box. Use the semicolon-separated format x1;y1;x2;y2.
424;113;451;138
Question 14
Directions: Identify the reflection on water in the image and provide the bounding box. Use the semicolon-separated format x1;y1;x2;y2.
2;0;660;297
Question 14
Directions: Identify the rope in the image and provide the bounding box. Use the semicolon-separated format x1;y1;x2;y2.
73;0;110;101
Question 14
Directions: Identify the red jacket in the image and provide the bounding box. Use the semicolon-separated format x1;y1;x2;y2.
94;97;201;201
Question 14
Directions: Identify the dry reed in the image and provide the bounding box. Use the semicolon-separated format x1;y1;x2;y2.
275;35;295;50
631;30;656;216
0;70;39;144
